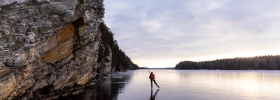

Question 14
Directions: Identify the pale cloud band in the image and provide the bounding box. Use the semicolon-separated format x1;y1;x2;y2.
104;0;280;67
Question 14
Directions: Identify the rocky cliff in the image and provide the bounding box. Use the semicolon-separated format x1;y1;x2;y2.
0;0;125;99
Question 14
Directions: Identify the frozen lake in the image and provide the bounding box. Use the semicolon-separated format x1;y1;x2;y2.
60;69;280;100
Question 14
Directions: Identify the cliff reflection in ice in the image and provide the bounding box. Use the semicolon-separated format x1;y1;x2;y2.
58;71;133;100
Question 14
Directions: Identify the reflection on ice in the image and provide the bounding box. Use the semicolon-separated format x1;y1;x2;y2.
150;89;160;100
58;71;133;100
59;70;280;100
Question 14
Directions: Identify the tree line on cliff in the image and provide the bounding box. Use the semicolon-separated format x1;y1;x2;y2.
98;21;139;71
175;55;280;70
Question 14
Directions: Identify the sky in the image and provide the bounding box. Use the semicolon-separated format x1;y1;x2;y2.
103;0;280;68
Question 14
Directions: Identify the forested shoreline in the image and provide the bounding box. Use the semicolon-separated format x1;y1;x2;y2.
175;55;280;70
99;22;139;71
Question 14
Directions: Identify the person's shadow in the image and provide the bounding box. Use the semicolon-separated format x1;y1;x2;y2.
150;89;160;100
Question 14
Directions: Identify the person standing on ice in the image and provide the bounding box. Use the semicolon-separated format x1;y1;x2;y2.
149;72;160;88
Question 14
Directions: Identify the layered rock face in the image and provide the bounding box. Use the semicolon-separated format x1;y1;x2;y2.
0;0;113;99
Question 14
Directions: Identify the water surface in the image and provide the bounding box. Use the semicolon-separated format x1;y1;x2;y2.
61;70;280;100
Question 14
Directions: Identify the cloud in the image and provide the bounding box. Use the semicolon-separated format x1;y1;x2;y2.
104;0;280;67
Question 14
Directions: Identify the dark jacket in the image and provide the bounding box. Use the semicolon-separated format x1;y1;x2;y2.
149;73;155;80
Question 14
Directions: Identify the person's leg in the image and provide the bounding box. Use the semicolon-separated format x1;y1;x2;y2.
150;79;153;88
153;80;159;87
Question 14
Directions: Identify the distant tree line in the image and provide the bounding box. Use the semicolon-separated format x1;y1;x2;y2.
175;55;280;70
98;21;139;71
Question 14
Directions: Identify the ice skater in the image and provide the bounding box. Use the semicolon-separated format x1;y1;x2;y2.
149;71;160;88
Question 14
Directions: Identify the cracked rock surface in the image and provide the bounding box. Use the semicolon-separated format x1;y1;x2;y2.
0;0;115;99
